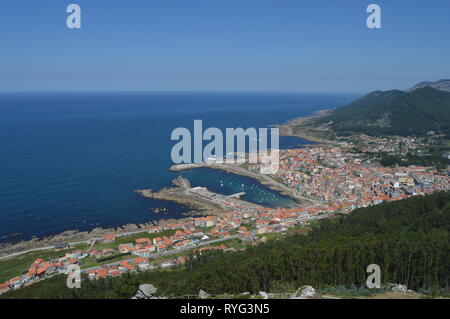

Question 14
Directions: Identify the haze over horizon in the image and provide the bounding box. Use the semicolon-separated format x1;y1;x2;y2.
1;0;450;93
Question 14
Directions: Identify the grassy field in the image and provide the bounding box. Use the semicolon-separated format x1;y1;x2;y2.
255;225;311;242
208;238;245;250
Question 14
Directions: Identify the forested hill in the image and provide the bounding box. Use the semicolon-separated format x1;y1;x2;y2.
2;192;449;299
320;86;450;136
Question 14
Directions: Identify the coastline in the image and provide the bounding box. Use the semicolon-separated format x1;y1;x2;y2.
0;164;306;258
275;108;335;144
0;112;325;258
0;215;199;258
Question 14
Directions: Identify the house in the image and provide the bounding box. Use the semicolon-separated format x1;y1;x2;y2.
182;239;191;246
33;258;45;267
173;230;186;239
9;277;22;289
205;217;217;227
238;226;248;233
102;235;116;243
132;257;149;265
96;269;108;279
27;267;37;277
256;227;268;234
20;274;32;284
54;242;69;251
135;248;151;258
133;257;150;270
147;226;163;233
163;239;174;246
101;249;114;257
119;261;136;272
176;256;189;265
255;220;269;228
36;262;56;277
157;243;167;252
109;270;121;277
69;258;78;265
184;229;192;236
135;238;151;245
118;243;135;253
88;270;97;280
65;250;82;260
191;230;204;237
90;250;102;259
194;218;206;228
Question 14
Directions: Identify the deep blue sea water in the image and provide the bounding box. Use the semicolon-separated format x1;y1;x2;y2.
0;92;357;243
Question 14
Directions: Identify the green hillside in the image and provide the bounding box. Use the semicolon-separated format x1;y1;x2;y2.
328;89;404;121
321;87;450;136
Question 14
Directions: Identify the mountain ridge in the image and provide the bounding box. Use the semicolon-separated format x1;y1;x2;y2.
320;82;450;137
408;79;450;93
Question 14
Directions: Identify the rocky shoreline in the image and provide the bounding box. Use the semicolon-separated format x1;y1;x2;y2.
0;115;321;258
0;215;197;258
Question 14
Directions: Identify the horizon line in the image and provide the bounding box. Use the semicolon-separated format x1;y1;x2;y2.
0;89;365;95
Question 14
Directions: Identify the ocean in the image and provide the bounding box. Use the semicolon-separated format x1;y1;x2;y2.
0;92;357;243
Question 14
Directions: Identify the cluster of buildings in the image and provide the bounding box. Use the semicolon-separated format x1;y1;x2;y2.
86;255;189;280
275;142;450;210
3;134;449;293
87;244;238;281
0;201;327;291
0;249;90;294
355;135;427;155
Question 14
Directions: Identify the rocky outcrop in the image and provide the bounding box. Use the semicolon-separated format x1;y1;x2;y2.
198;289;210;299
391;284;408;292
132;284;158;299
172;176;191;189
293;285;316;299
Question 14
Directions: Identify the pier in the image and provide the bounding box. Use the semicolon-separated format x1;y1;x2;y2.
227;192;246;199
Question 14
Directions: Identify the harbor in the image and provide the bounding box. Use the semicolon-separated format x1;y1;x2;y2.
136;176;265;217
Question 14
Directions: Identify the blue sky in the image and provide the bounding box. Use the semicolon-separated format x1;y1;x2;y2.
0;0;449;93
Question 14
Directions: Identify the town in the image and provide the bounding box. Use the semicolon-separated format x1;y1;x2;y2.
274;141;449;207
1;133;449;295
